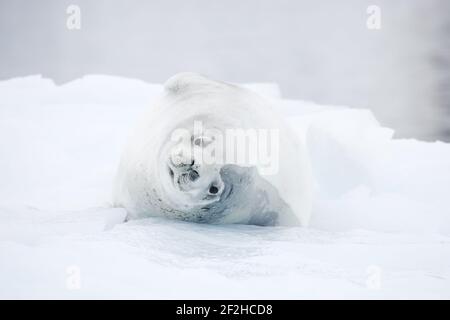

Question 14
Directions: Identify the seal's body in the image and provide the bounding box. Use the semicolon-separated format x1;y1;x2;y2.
113;73;312;226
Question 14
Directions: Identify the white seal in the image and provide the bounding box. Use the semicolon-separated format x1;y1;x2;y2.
113;73;312;226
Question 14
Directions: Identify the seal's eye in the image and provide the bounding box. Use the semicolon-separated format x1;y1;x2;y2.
193;136;213;147
193;137;202;147
209;185;219;195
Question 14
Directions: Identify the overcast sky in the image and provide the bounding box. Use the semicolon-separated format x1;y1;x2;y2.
0;0;449;140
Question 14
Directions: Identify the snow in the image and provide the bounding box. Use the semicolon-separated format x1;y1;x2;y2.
1;75;450;299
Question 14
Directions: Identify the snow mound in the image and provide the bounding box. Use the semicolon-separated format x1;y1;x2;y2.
0;75;449;299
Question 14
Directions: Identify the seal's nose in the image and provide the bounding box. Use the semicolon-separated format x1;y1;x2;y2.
188;169;200;182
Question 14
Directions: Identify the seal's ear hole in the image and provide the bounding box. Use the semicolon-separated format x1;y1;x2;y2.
168;167;174;179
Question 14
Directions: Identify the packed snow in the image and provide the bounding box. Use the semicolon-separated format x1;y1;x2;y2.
0;75;449;299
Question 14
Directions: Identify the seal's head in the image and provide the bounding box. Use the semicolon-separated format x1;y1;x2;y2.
157;120;285;226
165;132;225;207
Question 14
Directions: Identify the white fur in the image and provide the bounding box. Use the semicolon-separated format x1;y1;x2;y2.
113;73;313;226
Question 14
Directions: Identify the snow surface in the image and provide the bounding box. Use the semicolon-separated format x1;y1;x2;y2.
1;75;450;299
